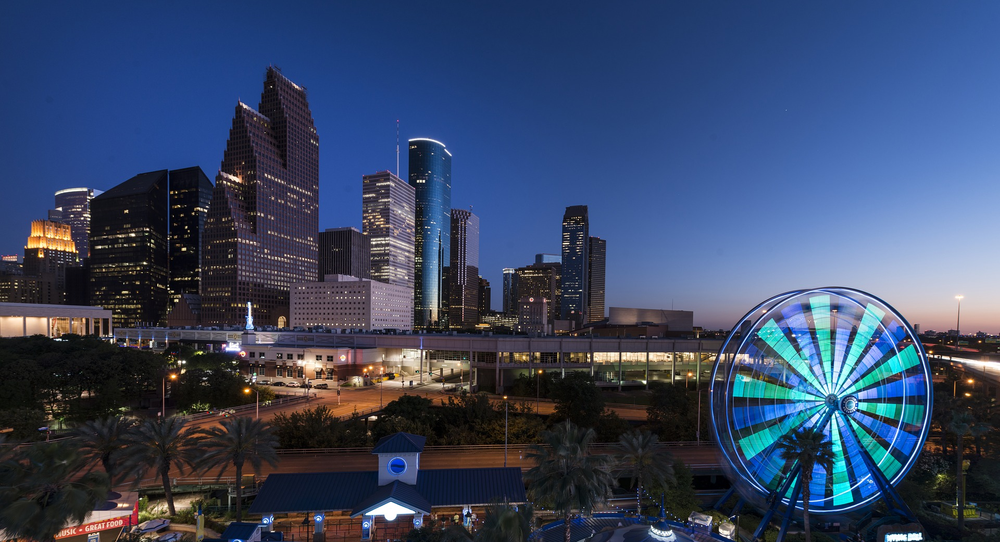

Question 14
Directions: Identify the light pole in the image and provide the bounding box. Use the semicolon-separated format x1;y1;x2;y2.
955;295;964;346
536;369;543;414
503;395;509;467
380;366;384;409
161;372;177;419
244;387;259;419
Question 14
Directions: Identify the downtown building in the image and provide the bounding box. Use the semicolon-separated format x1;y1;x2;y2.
22;219;78;304
290;274;413;331
89;170;169;328
448;208;479;329
514;262;560;323
560;205;589;325
408;138;451;330
361;171;414;289
587;236;606;324
202;67;319;327
319;227;370;281
502;267;517;316
52;187;103;259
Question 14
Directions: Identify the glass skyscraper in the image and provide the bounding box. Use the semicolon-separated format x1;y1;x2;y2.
502;267;517;316
202;67;319;327
408;138;452;329
587;236;606;324
168;167;213;307
560;205;589;324
448;208;479;328
53;187;103;259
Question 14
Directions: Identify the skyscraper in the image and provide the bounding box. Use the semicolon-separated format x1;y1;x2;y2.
202;67;319;327
408;138;451;329
362;171;415;289
478;276;491;316
515;263;561;323
502;267;517;316
168;167;213;306
560;205;589;324
90;170;169;327
53;187;103;259
319;227;371;280
448;208;479;328
587;236;606;324
22;219;78;304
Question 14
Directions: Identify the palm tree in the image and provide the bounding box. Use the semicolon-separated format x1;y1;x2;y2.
525;420;615;542
120;416;199;515
774;427;834;542
196;416;279;521
947;410;975;531
615;429;675;515
476;502;534;542
72;415;137;486
0;441;110;542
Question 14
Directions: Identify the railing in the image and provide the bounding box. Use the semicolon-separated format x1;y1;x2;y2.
275;441;708;455
180;393;318;422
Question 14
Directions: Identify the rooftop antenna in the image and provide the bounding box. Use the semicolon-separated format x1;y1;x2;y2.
396;119;400;177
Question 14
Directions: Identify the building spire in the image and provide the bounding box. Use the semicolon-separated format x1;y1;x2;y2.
396;119;400;177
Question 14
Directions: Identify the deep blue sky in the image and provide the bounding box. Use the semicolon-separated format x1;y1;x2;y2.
3;2;998;332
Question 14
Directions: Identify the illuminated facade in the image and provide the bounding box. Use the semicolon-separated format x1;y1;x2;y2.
408;138;451;329
362;171;414;290
502;267;517;315
319;227;370;280
202;67;319;327
53;187;102;259
290;274;412;331
587;236;606;323
168;167;213;307
560;205;589;324
90;170;169;327
23;219;78;304
515;263;560;323
448;208;479;328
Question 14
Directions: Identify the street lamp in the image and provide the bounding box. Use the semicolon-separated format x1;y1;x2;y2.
380;366;384;409
686;371;692;390
536;369;543;414
955;295;964;345
503;395;509;467
244;387;259;419
161;373;177;419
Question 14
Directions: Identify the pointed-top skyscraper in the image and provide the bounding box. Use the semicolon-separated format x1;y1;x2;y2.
202;67;319;326
560;205;589;325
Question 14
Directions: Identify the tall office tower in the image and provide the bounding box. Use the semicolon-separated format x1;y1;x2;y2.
22;219;78;304
448;209;479;328
168;167;213;307
560;205;589;325
202;67;319;327
319;227;371;280
53;187;103;259
535;254;560;265
502;268;517;316
477;277;491;316
515;263;561;323
408;138;452;329
587;236;606;324
90;170;169;327
362;171;415;289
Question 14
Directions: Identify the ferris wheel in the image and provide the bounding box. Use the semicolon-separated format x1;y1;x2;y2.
710;288;932;525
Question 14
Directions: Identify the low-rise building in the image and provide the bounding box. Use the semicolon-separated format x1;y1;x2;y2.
291;274;413;331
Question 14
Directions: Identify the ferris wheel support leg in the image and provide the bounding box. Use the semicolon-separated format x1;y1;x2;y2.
855;440;918;523
751;465;801;541
776;475;804;542
713;487;736;511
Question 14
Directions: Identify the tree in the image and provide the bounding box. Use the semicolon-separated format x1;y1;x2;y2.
615;430;675;514
774;427;834;542
476;502;534;542
196;416;279;521
120;416;199;515
72;415;138;486
525;420;615;542
0;441;110;542
645;382;696;441
271;405;368;448
948;410;975;531
549;372;605;428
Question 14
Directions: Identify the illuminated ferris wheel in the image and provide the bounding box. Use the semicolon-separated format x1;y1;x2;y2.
710;288;932;527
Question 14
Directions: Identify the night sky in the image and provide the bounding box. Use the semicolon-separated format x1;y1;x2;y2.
3;2;998;332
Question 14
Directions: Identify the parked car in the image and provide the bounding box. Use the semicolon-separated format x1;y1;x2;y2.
257;379;271;385
314;383;329;389
285;380;301;388
270;381;286;387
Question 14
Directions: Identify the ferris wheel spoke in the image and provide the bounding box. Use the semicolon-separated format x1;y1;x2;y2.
827;416;857;507
737;404;823;460
833;303;886;392
732;401;821;431
732;374;823;401
784;304;832;393
845;417;905;480
841;345;920;396
757;319;827;395
808;295;835;394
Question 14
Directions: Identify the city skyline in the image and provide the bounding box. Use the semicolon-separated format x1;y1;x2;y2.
2;3;999;332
